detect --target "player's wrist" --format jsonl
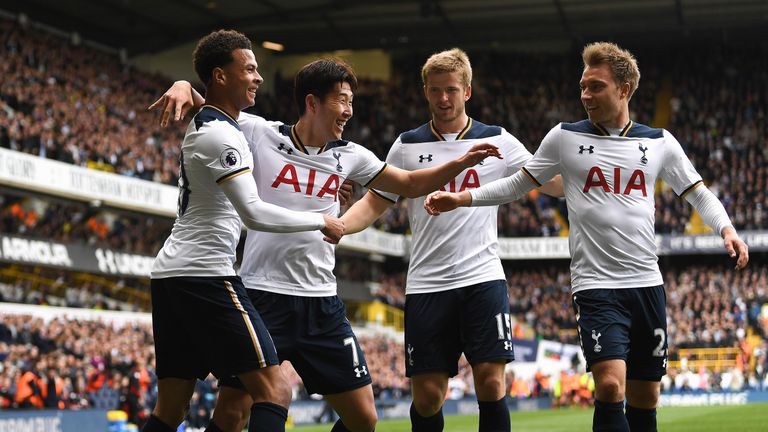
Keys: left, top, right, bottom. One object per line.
{"left": 460, "top": 191, "right": 472, "bottom": 207}
{"left": 453, "top": 152, "right": 471, "bottom": 169}
{"left": 720, "top": 225, "right": 736, "bottom": 239}
{"left": 319, "top": 214, "right": 331, "bottom": 230}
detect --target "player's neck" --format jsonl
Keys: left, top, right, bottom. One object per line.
{"left": 597, "top": 110, "right": 630, "bottom": 129}
{"left": 203, "top": 94, "right": 240, "bottom": 122}
{"left": 293, "top": 119, "right": 325, "bottom": 148}
{"left": 432, "top": 114, "right": 470, "bottom": 134}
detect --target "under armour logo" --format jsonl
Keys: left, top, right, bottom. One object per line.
{"left": 663, "top": 358, "right": 668, "bottom": 369}
{"left": 418, "top": 154, "right": 433, "bottom": 163}
{"left": 332, "top": 150, "right": 343, "bottom": 172}
{"left": 504, "top": 341, "right": 513, "bottom": 351}
{"left": 639, "top": 144, "right": 648, "bottom": 165}
{"left": 579, "top": 145, "right": 594, "bottom": 154}
{"left": 354, "top": 366, "right": 368, "bottom": 378}
{"left": 407, "top": 344, "right": 414, "bottom": 366}
{"left": 277, "top": 143, "right": 293, "bottom": 155}
{"left": 591, "top": 330, "right": 602, "bottom": 353}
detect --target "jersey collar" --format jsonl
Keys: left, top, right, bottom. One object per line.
{"left": 429, "top": 117, "right": 473, "bottom": 141}
{"left": 199, "top": 105, "right": 239, "bottom": 129}
{"left": 289, "top": 124, "right": 310, "bottom": 154}
{"left": 592, "top": 120, "right": 633, "bottom": 137}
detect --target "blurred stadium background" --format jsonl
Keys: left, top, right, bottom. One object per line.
{"left": 0, "top": 1, "right": 767, "bottom": 431}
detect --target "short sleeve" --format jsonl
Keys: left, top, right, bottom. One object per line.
{"left": 193, "top": 124, "right": 252, "bottom": 185}
{"left": 370, "top": 136, "right": 403, "bottom": 203}
{"left": 346, "top": 143, "right": 388, "bottom": 187}
{"left": 520, "top": 124, "right": 562, "bottom": 186}
{"left": 500, "top": 128, "right": 533, "bottom": 176}
{"left": 659, "top": 130, "right": 703, "bottom": 196}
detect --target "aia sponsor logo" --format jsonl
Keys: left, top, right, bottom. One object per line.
{"left": 583, "top": 166, "right": 647, "bottom": 196}
{"left": 271, "top": 164, "right": 340, "bottom": 201}
{"left": 440, "top": 169, "right": 480, "bottom": 193}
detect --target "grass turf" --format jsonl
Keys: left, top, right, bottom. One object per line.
{"left": 291, "top": 402, "right": 768, "bottom": 431}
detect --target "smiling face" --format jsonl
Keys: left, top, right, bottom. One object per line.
{"left": 314, "top": 81, "right": 353, "bottom": 141}
{"left": 221, "top": 48, "right": 263, "bottom": 110}
{"left": 424, "top": 71, "right": 471, "bottom": 132}
{"left": 579, "top": 63, "right": 630, "bottom": 128}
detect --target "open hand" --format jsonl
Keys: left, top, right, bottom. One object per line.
{"left": 461, "top": 143, "right": 502, "bottom": 167}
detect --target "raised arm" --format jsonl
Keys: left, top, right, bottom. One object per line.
{"left": 683, "top": 185, "right": 749, "bottom": 269}
{"left": 220, "top": 173, "right": 345, "bottom": 243}
{"left": 148, "top": 80, "right": 205, "bottom": 127}
{"left": 340, "top": 192, "right": 393, "bottom": 234}
{"left": 369, "top": 143, "right": 501, "bottom": 198}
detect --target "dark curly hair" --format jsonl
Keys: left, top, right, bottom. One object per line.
{"left": 193, "top": 30, "right": 252, "bottom": 85}
{"left": 294, "top": 59, "right": 358, "bottom": 116}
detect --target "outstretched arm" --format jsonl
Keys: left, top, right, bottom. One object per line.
{"left": 424, "top": 169, "right": 537, "bottom": 215}
{"left": 340, "top": 192, "right": 393, "bottom": 234}
{"left": 539, "top": 175, "right": 564, "bottom": 197}
{"left": 684, "top": 185, "right": 749, "bottom": 269}
{"left": 369, "top": 143, "right": 502, "bottom": 198}
{"left": 220, "top": 173, "right": 345, "bottom": 243}
{"left": 148, "top": 81, "right": 204, "bottom": 127}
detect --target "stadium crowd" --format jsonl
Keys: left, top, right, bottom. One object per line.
{"left": 0, "top": 193, "right": 172, "bottom": 256}
{"left": 665, "top": 49, "right": 768, "bottom": 233}
{"left": 0, "top": 314, "right": 155, "bottom": 424}
{"left": 0, "top": 18, "right": 183, "bottom": 185}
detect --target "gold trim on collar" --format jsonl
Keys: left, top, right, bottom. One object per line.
{"left": 456, "top": 118, "right": 473, "bottom": 140}
{"left": 620, "top": 120, "right": 634, "bottom": 137}
{"left": 592, "top": 122, "right": 609, "bottom": 136}
{"left": 429, "top": 121, "right": 446, "bottom": 141}
{"left": 289, "top": 125, "right": 309, "bottom": 154}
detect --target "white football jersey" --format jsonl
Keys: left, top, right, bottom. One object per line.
{"left": 238, "top": 113, "right": 387, "bottom": 296}
{"left": 522, "top": 120, "right": 702, "bottom": 293}
{"left": 152, "top": 106, "right": 252, "bottom": 278}
{"left": 375, "top": 119, "right": 533, "bottom": 294}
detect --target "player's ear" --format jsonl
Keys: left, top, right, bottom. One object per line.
{"left": 621, "top": 82, "right": 631, "bottom": 100}
{"left": 212, "top": 67, "right": 226, "bottom": 86}
{"left": 465, "top": 84, "right": 472, "bottom": 101}
{"left": 306, "top": 94, "right": 317, "bottom": 113}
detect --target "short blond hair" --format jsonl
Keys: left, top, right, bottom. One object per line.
{"left": 582, "top": 42, "right": 640, "bottom": 99}
{"left": 421, "top": 48, "right": 472, "bottom": 87}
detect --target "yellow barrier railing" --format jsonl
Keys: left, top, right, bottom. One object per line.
{"left": 667, "top": 347, "right": 741, "bottom": 372}
{"left": 346, "top": 300, "right": 404, "bottom": 331}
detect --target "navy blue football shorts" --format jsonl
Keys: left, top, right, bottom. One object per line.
{"left": 572, "top": 285, "right": 668, "bottom": 381}
{"left": 404, "top": 280, "right": 514, "bottom": 377}
{"left": 220, "top": 291, "right": 371, "bottom": 395}
{"left": 151, "top": 276, "right": 279, "bottom": 381}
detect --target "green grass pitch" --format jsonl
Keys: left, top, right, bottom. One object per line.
{"left": 292, "top": 402, "right": 768, "bottom": 431}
